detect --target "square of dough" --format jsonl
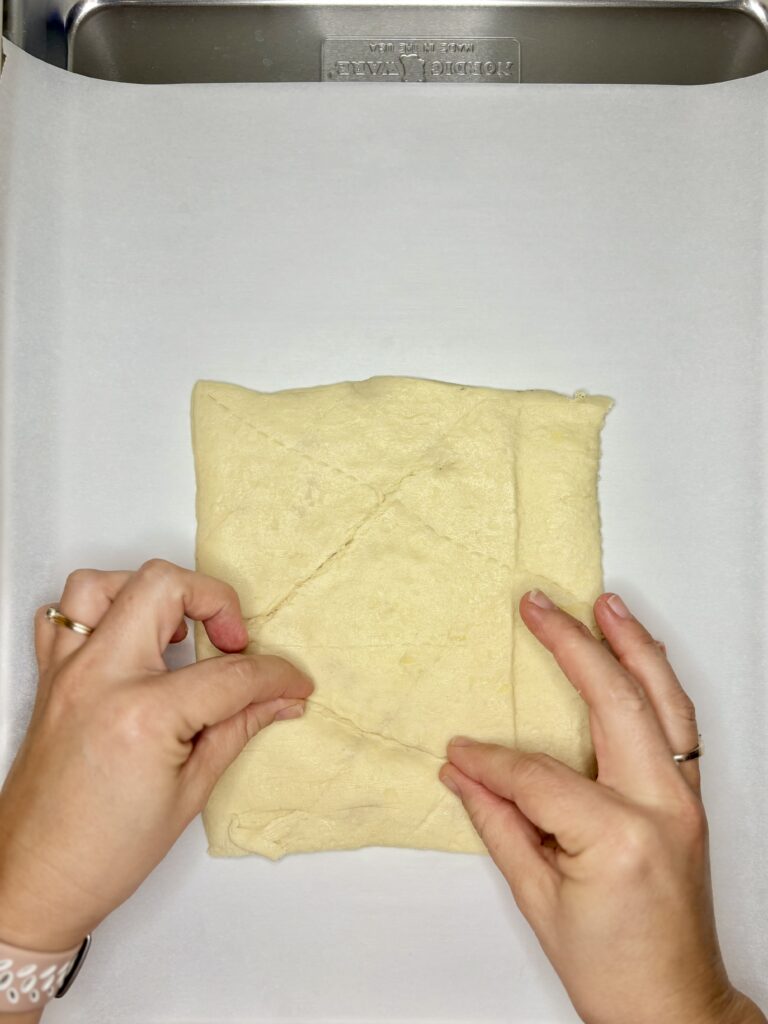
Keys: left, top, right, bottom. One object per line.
{"left": 192, "top": 377, "right": 612, "bottom": 858}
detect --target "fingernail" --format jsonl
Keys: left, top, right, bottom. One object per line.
{"left": 440, "top": 769, "right": 460, "bottom": 795}
{"left": 606, "top": 593, "right": 632, "bottom": 620}
{"left": 528, "top": 589, "right": 555, "bottom": 610}
{"left": 274, "top": 703, "right": 305, "bottom": 721}
{"left": 449, "top": 735, "right": 476, "bottom": 748}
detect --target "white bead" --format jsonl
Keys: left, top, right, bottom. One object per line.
{"left": 0, "top": 961, "right": 12, "bottom": 972}
{"left": 0, "top": 974, "right": 12, "bottom": 992}
{"left": 6, "top": 989, "right": 18, "bottom": 1004}
{"left": 21, "top": 977, "right": 37, "bottom": 994}
{"left": 39, "top": 965, "right": 57, "bottom": 979}
{"left": 29, "top": 990, "right": 40, "bottom": 1003}
{"left": 16, "top": 964, "right": 37, "bottom": 978}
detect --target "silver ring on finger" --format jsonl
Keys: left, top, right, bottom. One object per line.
{"left": 46, "top": 606, "right": 95, "bottom": 637}
{"left": 673, "top": 737, "right": 703, "bottom": 763}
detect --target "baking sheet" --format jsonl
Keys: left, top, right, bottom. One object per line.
{"left": 0, "top": 39, "right": 766, "bottom": 1022}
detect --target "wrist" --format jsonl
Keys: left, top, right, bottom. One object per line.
{"left": 0, "top": 895, "right": 90, "bottom": 1015}
{"left": 0, "top": 827, "right": 91, "bottom": 953}
{"left": 585, "top": 980, "right": 761, "bottom": 1024}
{"left": 0, "top": 874, "right": 87, "bottom": 954}
{"left": 678, "top": 986, "right": 767, "bottom": 1024}
{"left": 0, "top": 904, "right": 86, "bottom": 955}
{"left": 718, "top": 990, "right": 768, "bottom": 1024}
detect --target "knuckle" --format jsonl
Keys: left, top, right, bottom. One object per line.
{"left": 63, "top": 567, "right": 100, "bottom": 595}
{"left": 607, "top": 673, "right": 647, "bottom": 713}
{"left": 112, "top": 691, "right": 168, "bottom": 745}
{"left": 674, "top": 796, "right": 708, "bottom": 844}
{"left": 512, "top": 751, "right": 554, "bottom": 786}
{"left": 612, "top": 815, "right": 658, "bottom": 876}
{"left": 140, "top": 558, "right": 176, "bottom": 584}
{"left": 46, "top": 665, "right": 93, "bottom": 722}
{"left": 221, "top": 654, "right": 256, "bottom": 686}
{"left": 468, "top": 800, "right": 493, "bottom": 839}
{"left": 552, "top": 621, "right": 590, "bottom": 659}
{"left": 619, "top": 635, "right": 661, "bottom": 675}
{"left": 243, "top": 704, "right": 266, "bottom": 741}
{"left": 667, "top": 690, "right": 697, "bottom": 723}
{"left": 49, "top": 662, "right": 85, "bottom": 701}
{"left": 48, "top": 643, "right": 108, "bottom": 702}
{"left": 635, "top": 631, "right": 659, "bottom": 650}
{"left": 34, "top": 605, "right": 51, "bottom": 633}
{"left": 46, "top": 667, "right": 173, "bottom": 749}
{"left": 473, "top": 814, "right": 509, "bottom": 867}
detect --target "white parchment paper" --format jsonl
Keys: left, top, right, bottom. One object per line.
{"left": 0, "top": 40, "right": 766, "bottom": 1022}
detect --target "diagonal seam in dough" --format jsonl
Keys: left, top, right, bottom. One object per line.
{"left": 252, "top": 460, "right": 434, "bottom": 626}
{"left": 247, "top": 595, "right": 502, "bottom": 854}
{"left": 285, "top": 696, "right": 443, "bottom": 855}
{"left": 205, "top": 388, "right": 492, "bottom": 500}
{"left": 393, "top": 500, "right": 513, "bottom": 572}
{"left": 205, "top": 391, "right": 380, "bottom": 495}
{"left": 409, "top": 790, "right": 452, "bottom": 838}
{"left": 198, "top": 503, "right": 250, "bottom": 547}
{"left": 241, "top": 395, "right": 501, "bottom": 627}
{"left": 309, "top": 699, "right": 443, "bottom": 761}
{"left": 244, "top": 507, "right": 512, "bottom": 629}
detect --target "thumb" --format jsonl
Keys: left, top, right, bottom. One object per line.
{"left": 440, "top": 764, "right": 556, "bottom": 915}
{"left": 166, "top": 652, "right": 314, "bottom": 741}
{"left": 446, "top": 739, "right": 605, "bottom": 855}
{"left": 184, "top": 697, "right": 307, "bottom": 810}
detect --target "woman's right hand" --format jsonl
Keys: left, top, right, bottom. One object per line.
{"left": 441, "top": 590, "right": 766, "bottom": 1024}
{"left": 0, "top": 560, "right": 313, "bottom": 964}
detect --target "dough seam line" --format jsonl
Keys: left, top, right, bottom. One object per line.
{"left": 307, "top": 699, "right": 444, "bottom": 761}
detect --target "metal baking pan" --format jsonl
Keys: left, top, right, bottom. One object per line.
{"left": 4, "top": 0, "right": 768, "bottom": 84}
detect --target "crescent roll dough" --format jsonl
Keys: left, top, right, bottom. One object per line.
{"left": 192, "top": 377, "right": 612, "bottom": 858}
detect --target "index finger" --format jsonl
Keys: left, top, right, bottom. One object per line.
{"left": 91, "top": 560, "right": 247, "bottom": 669}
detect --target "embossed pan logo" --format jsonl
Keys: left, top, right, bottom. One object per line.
{"left": 323, "top": 39, "right": 521, "bottom": 83}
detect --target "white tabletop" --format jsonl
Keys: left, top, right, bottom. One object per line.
{"left": 0, "top": 42, "right": 765, "bottom": 1022}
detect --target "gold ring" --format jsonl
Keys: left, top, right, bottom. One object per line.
{"left": 46, "top": 606, "right": 95, "bottom": 637}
